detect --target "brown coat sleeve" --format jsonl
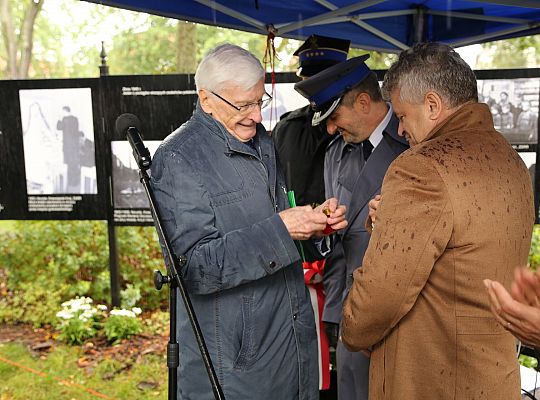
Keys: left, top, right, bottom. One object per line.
{"left": 341, "top": 152, "right": 453, "bottom": 350}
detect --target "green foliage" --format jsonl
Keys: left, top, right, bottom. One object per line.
{"left": 58, "top": 316, "right": 98, "bottom": 345}
{"left": 350, "top": 47, "right": 398, "bottom": 70}
{"left": 55, "top": 297, "right": 105, "bottom": 345}
{"left": 116, "top": 226, "right": 165, "bottom": 310}
{"left": 120, "top": 283, "right": 142, "bottom": 308}
{"left": 142, "top": 310, "right": 169, "bottom": 336}
{"left": 109, "top": 16, "right": 180, "bottom": 75}
{"left": 30, "top": 3, "right": 69, "bottom": 78}
{"left": 0, "top": 220, "right": 109, "bottom": 298}
{"left": 519, "top": 354, "right": 538, "bottom": 369}
{"left": 479, "top": 36, "right": 540, "bottom": 69}
{"left": 104, "top": 310, "right": 143, "bottom": 344}
{"left": 0, "top": 221, "right": 167, "bottom": 327}
{"left": 0, "top": 284, "right": 63, "bottom": 327}
{"left": 529, "top": 225, "right": 540, "bottom": 272}
{"left": 0, "top": 221, "right": 110, "bottom": 326}
{"left": 55, "top": 296, "right": 144, "bottom": 345}
{"left": 6, "top": 0, "right": 540, "bottom": 79}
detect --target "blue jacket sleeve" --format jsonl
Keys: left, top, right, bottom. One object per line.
{"left": 151, "top": 149, "right": 301, "bottom": 295}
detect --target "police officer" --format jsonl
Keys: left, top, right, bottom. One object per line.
{"left": 272, "top": 34, "right": 350, "bottom": 215}
{"left": 295, "top": 56, "right": 409, "bottom": 400}
{"left": 272, "top": 34, "right": 350, "bottom": 395}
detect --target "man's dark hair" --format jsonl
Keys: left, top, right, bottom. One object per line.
{"left": 342, "top": 72, "right": 383, "bottom": 106}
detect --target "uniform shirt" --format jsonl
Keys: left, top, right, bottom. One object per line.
{"left": 328, "top": 104, "right": 391, "bottom": 208}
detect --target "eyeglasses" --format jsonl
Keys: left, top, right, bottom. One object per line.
{"left": 211, "top": 90, "right": 272, "bottom": 114}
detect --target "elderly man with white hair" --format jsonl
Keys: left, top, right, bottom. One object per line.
{"left": 151, "top": 43, "right": 347, "bottom": 400}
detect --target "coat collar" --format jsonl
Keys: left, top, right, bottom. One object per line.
{"left": 422, "top": 102, "right": 493, "bottom": 144}
{"left": 193, "top": 100, "right": 264, "bottom": 158}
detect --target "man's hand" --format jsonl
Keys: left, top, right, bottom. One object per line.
{"left": 314, "top": 198, "right": 347, "bottom": 234}
{"left": 368, "top": 194, "right": 382, "bottom": 226}
{"left": 484, "top": 267, "right": 540, "bottom": 348}
{"left": 280, "top": 198, "right": 347, "bottom": 240}
{"left": 279, "top": 206, "right": 328, "bottom": 240}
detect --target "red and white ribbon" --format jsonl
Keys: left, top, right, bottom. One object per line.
{"left": 303, "top": 259, "right": 330, "bottom": 390}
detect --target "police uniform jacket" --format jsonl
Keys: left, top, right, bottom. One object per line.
{"left": 322, "top": 114, "right": 408, "bottom": 323}
{"left": 273, "top": 105, "right": 333, "bottom": 207}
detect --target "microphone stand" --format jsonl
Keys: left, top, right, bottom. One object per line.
{"left": 126, "top": 129, "right": 225, "bottom": 400}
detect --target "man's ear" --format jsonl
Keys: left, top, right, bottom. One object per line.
{"left": 199, "top": 89, "right": 213, "bottom": 114}
{"left": 425, "top": 91, "right": 443, "bottom": 120}
{"left": 353, "top": 92, "right": 371, "bottom": 114}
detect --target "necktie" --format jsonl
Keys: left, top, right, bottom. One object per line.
{"left": 362, "top": 140, "right": 373, "bottom": 161}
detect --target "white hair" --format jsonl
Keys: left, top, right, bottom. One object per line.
{"left": 195, "top": 43, "right": 265, "bottom": 92}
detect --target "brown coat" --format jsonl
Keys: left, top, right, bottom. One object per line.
{"left": 341, "top": 103, "right": 534, "bottom": 400}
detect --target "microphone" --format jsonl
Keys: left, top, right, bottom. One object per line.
{"left": 115, "top": 113, "right": 151, "bottom": 169}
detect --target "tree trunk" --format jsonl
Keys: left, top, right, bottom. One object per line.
{"left": 0, "top": 0, "right": 17, "bottom": 78}
{"left": 0, "top": 0, "right": 43, "bottom": 79}
{"left": 176, "top": 21, "right": 197, "bottom": 74}
{"left": 19, "top": 0, "right": 43, "bottom": 78}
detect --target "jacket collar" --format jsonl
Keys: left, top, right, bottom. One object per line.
{"left": 422, "top": 102, "right": 493, "bottom": 143}
{"left": 193, "top": 100, "right": 263, "bottom": 158}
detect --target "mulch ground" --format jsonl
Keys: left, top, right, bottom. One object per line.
{"left": 0, "top": 324, "right": 167, "bottom": 379}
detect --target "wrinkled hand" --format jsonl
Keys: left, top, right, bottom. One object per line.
{"left": 484, "top": 267, "right": 540, "bottom": 348}
{"left": 314, "top": 197, "right": 347, "bottom": 235}
{"left": 279, "top": 206, "right": 328, "bottom": 240}
{"left": 368, "top": 194, "right": 382, "bottom": 226}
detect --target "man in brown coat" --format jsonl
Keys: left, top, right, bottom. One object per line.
{"left": 341, "top": 42, "right": 534, "bottom": 399}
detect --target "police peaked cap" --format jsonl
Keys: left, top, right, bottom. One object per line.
{"left": 294, "top": 54, "right": 371, "bottom": 125}
{"left": 294, "top": 34, "right": 350, "bottom": 78}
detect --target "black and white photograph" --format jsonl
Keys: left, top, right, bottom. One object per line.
{"left": 111, "top": 140, "right": 161, "bottom": 209}
{"left": 19, "top": 88, "right": 97, "bottom": 195}
{"left": 478, "top": 78, "right": 540, "bottom": 146}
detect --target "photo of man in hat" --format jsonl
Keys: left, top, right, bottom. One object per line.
{"left": 295, "top": 55, "right": 408, "bottom": 400}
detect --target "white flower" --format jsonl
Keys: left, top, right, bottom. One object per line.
{"left": 81, "top": 309, "right": 96, "bottom": 319}
{"left": 110, "top": 309, "right": 136, "bottom": 318}
{"left": 97, "top": 304, "right": 107, "bottom": 311}
{"left": 58, "top": 297, "right": 98, "bottom": 320}
{"left": 56, "top": 310, "right": 74, "bottom": 320}
{"left": 132, "top": 307, "right": 142, "bottom": 315}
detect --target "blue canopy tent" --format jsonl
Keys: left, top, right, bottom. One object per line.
{"left": 85, "top": 0, "right": 540, "bottom": 52}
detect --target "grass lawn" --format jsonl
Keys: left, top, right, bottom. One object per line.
{"left": 0, "top": 221, "right": 17, "bottom": 234}
{"left": 0, "top": 341, "right": 167, "bottom": 399}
